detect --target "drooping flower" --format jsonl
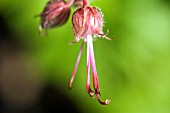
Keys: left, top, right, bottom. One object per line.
{"left": 68, "top": 6, "right": 111, "bottom": 105}
{"left": 38, "top": 0, "right": 111, "bottom": 105}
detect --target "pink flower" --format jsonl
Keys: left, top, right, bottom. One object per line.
{"left": 38, "top": 0, "right": 111, "bottom": 105}
{"left": 68, "top": 6, "right": 111, "bottom": 105}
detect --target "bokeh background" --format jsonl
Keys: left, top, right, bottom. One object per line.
{"left": 0, "top": 0, "right": 170, "bottom": 113}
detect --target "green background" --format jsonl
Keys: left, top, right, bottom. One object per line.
{"left": 0, "top": 0, "right": 170, "bottom": 113}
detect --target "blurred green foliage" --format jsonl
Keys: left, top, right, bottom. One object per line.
{"left": 0, "top": 0, "right": 170, "bottom": 113}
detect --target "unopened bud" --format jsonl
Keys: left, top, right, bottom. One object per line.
{"left": 39, "top": 0, "right": 70, "bottom": 34}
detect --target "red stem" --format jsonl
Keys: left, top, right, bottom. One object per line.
{"left": 83, "top": 0, "right": 89, "bottom": 7}
{"left": 65, "top": 0, "right": 75, "bottom": 8}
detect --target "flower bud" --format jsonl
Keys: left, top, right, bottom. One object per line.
{"left": 40, "top": 0, "right": 70, "bottom": 30}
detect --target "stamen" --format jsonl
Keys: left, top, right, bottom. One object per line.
{"left": 96, "top": 94, "right": 111, "bottom": 105}
{"left": 87, "top": 34, "right": 110, "bottom": 105}
{"left": 87, "top": 34, "right": 99, "bottom": 90}
{"left": 69, "top": 40, "right": 84, "bottom": 89}
{"left": 86, "top": 35, "right": 95, "bottom": 97}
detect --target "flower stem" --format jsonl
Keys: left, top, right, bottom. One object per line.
{"left": 83, "top": 0, "right": 89, "bottom": 7}
{"left": 65, "top": 0, "right": 75, "bottom": 8}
